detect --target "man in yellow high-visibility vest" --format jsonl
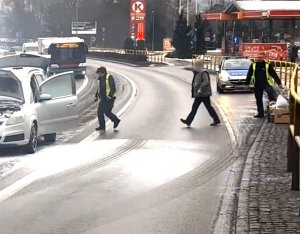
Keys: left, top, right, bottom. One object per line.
{"left": 246, "top": 52, "right": 283, "bottom": 118}
{"left": 94, "top": 66, "right": 120, "bottom": 131}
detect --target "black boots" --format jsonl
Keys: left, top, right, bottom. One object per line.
{"left": 210, "top": 120, "right": 221, "bottom": 126}
{"left": 114, "top": 119, "right": 121, "bottom": 129}
{"left": 180, "top": 118, "right": 191, "bottom": 127}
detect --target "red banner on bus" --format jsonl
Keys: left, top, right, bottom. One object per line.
{"left": 242, "top": 43, "right": 288, "bottom": 60}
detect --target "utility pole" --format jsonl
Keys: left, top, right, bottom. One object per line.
{"left": 179, "top": 0, "right": 182, "bottom": 14}
{"left": 75, "top": 0, "right": 79, "bottom": 36}
{"left": 187, "top": 0, "right": 190, "bottom": 26}
{"left": 152, "top": 10, "right": 155, "bottom": 51}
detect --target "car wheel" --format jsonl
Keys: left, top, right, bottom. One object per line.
{"left": 44, "top": 133, "right": 56, "bottom": 143}
{"left": 24, "top": 124, "right": 38, "bottom": 154}
{"left": 217, "top": 83, "right": 223, "bottom": 93}
{"left": 75, "top": 74, "right": 85, "bottom": 79}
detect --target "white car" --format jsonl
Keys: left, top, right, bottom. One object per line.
{"left": 0, "top": 54, "right": 79, "bottom": 153}
{"left": 216, "top": 57, "right": 254, "bottom": 93}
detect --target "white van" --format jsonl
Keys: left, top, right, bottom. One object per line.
{"left": 22, "top": 42, "right": 39, "bottom": 55}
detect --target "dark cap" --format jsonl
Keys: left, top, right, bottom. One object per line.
{"left": 96, "top": 66, "right": 106, "bottom": 74}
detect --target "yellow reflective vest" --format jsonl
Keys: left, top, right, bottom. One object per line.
{"left": 251, "top": 62, "right": 276, "bottom": 87}
{"left": 96, "top": 74, "right": 116, "bottom": 98}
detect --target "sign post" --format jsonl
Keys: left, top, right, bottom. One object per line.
{"left": 129, "top": 0, "right": 146, "bottom": 42}
{"left": 71, "top": 21, "right": 97, "bottom": 35}
{"left": 90, "top": 36, "right": 96, "bottom": 48}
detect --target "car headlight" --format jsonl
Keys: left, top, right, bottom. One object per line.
{"left": 50, "top": 64, "right": 59, "bottom": 68}
{"left": 220, "top": 75, "right": 229, "bottom": 81}
{"left": 6, "top": 111, "right": 26, "bottom": 126}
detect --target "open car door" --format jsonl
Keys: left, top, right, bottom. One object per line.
{"left": 36, "top": 71, "right": 79, "bottom": 135}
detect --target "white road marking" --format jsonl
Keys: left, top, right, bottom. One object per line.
{"left": 0, "top": 140, "right": 128, "bottom": 203}
{"left": 77, "top": 75, "right": 89, "bottom": 95}
{"left": 0, "top": 139, "right": 213, "bottom": 204}
{"left": 0, "top": 172, "right": 37, "bottom": 203}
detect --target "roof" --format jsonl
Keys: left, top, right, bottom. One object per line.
{"left": 50, "top": 37, "right": 84, "bottom": 44}
{"left": 0, "top": 54, "right": 50, "bottom": 70}
{"left": 225, "top": 1, "right": 300, "bottom": 13}
{"left": 23, "top": 42, "right": 38, "bottom": 47}
{"left": 204, "top": 1, "right": 300, "bottom": 21}
{"left": 1, "top": 67, "right": 43, "bottom": 80}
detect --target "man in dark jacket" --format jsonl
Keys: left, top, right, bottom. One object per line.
{"left": 290, "top": 44, "right": 299, "bottom": 63}
{"left": 94, "top": 66, "right": 120, "bottom": 131}
{"left": 245, "top": 53, "right": 283, "bottom": 118}
{"left": 180, "top": 60, "right": 221, "bottom": 127}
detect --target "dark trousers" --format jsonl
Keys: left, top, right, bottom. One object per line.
{"left": 254, "top": 85, "right": 276, "bottom": 115}
{"left": 186, "top": 96, "right": 220, "bottom": 125}
{"left": 97, "top": 98, "right": 119, "bottom": 130}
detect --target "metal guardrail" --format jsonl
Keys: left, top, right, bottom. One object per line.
{"left": 193, "top": 54, "right": 300, "bottom": 190}
{"left": 89, "top": 47, "right": 165, "bottom": 63}
{"left": 287, "top": 64, "right": 300, "bottom": 190}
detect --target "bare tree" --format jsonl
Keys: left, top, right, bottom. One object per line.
{"left": 1, "top": 0, "right": 189, "bottom": 48}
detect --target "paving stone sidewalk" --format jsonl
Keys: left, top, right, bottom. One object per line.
{"left": 235, "top": 120, "right": 300, "bottom": 233}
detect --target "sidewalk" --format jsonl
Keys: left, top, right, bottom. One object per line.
{"left": 235, "top": 119, "right": 300, "bottom": 233}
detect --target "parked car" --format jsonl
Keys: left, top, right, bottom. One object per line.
{"left": 216, "top": 56, "right": 253, "bottom": 93}
{"left": 0, "top": 54, "right": 79, "bottom": 153}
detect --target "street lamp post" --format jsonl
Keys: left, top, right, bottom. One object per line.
{"left": 75, "top": 0, "right": 79, "bottom": 36}
{"left": 179, "top": 0, "right": 182, "bottom": 14}
{"left": 152, "top": 10, "right": 155, "bottom": 51}
{"left": 187, "top": 0, "right": 189, "bottom": 26}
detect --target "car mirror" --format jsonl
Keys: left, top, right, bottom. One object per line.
{"left": 39, "top": 93, "right": 52, "bottom": 101}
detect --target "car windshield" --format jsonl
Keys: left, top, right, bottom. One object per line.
{"left": 0, "top": 72, "right": 24, "bottom": 102}
{"left": 223, "top": 59, "right": 252, "bottom": 70}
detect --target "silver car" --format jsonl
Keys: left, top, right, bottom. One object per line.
{"left": 216, "top": 57, "right": 254, "bottom": 93}
{"left": 0, "top": 55, "right": 79, "bottom": 153}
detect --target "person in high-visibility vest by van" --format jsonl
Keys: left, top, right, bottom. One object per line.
{"left": 246, "top": 52, "right": 283, "bottom": 118}
{"left": 94, "top": 66, "right": 120, "bottom": 131}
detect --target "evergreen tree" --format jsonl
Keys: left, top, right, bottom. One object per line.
{"left": 193, "top": 14, "right": 207, "bottom": 54}
{"left": 172, "top": 13, "right": 192, "bottom": 59}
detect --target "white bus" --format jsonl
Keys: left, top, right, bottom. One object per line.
{"left": 46, "top": 37, "right": 88, "bottom": 79}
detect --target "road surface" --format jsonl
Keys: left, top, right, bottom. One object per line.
{"left": 0, "top": 59, "right": 257, "bottom": 234}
